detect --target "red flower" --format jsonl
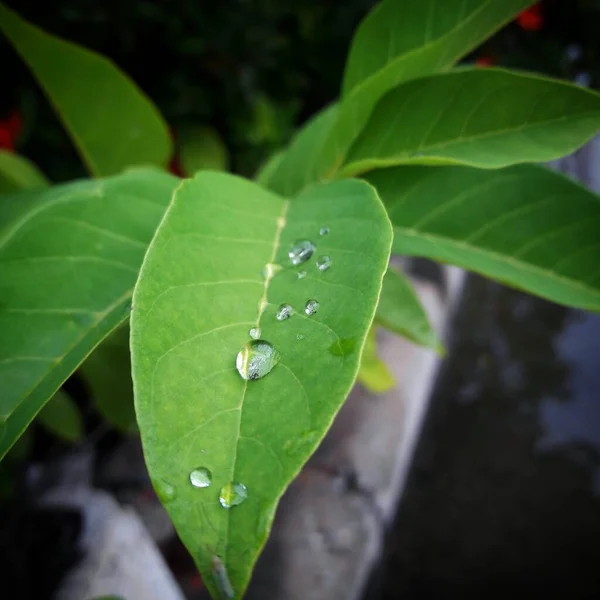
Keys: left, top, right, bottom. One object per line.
{"left": 475, "top": 55, "right": 494, "bottom": 67}
{"left": 517, "top": 4, "right": 543, "bottom": 31}
{"left": 0, "top": 110, "right": 22, "bottom": 151}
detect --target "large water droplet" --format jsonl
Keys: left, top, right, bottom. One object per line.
{"left": 297, "top": 270, "right": 307, "bottom": 280}
{"left": 212, "top": 556, "right": 234, "bottom": 599}
{"left": 236, "top": 339, "right": 281, "bottom": 380}
{"left": 319, "top": 227, "right": 330, "bottom": 236}
{"left": 288, "top": 240, "right": 316, "bottom": 266}
{"left": 154, "top": 478, "right": 177, "bottom": 502}
{"left": 316, "top": 255, "right": 332, "bottom": 271}
{"left": 305, "top": 299, "right": 320, "bottom": 316}
{"left": 189, "top": 467, "right": 212, "bottom": 488}
{"left": 249, "top": 327, "right": 261, "bottom": 339}
{"left": 276, "top": 303, "right": 294, "bottom": 321}
{"left": 219, "top": 482, "right": 248, "bottom": 508}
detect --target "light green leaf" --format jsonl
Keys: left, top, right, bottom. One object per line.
{"left": 179, "top": 125, "right": 229, "bottom": 176}
{"left": 367, "top": 164, "right": 600, "bottom": 312}
{"left": 131, "top": 172, "right": 392, "bottom": 599}
{"left": 342, "top": 69, "right": 600, "bottom": 176}
{"left": 0, "top": 169, "right": 179, "bottom": 459}
{"left": 0, "top": 3, "right": 172, "bottom": 176}
{"left": 318, "top": 0, "right": 534, "bottom": 179}
{"left": 357, "top": 326, "right": 395, "bottom": 393}
{"left": 38, "top": 389, "right": 83, "bottom": 442}
{"left": 79, "top": 325, "right": 136, "bottom": 433}
{"left": 254, "top": 150, "right": 285, "bottom": 186}
{"left": 0, "top": 150, "right": 49, "bottom": 194}
{"left": 377, "top": 266, "right": 442, "bottom": 352}
{"left": 265, "top": 103, "right": 338, "bottom": 196}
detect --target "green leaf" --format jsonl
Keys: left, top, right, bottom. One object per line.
{"left": 341, "top": 68, "right": 600, "bottom": 176}
{"left": 357, "top": 326, "right": 395, "bottom": 393}
{"left": 178, "top": 125, "right": 229, "bottom": 176}
{"left": 0, "top": 3, "right": 172, "bottom": 177}
{"left": 318, "top": 0, "right": 534, "bottom": 179}
{"left": 367, "top": 164, "right": 600, "bottom": 312}
{"left": 0, "top": 150, "right": 49, "bottom": 194}
{"left": 265, "top": 103, "right": 338, "bottom": 196}
{"left": 131, "top": 172, "right": 392, "bottom": 599}
{"left": 254, "top": 150, "right": 285, "bottom": 186}
{"left": 79, "top": 325, "right": 136, "bottom": 433}
{"left": 0, "top": 169, "right": 179, "bottom": 459}
{"left": 38, "top": 389, "right": 83, "bottom": 442}
{"left": 377, "top": 266, "right": 442, "bottom": 352}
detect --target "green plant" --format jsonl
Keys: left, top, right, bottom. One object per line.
{"left": 1, "top": 1, "right": 600, "bottom": 598}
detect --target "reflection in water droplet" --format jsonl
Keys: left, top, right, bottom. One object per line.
{"left": 276, "top": 304, "right": 294, "bottom": 321}
{"left": 261, "top": 263, "right": 282, "bottom": 280}
{"left": 319, "top": 227, "right": 329, "bottom": 236}
{"left": 249, "top": 327, "right": 261, "bottom": 339}
{"left": 154, "top": 478, "right": 177, "bottom": 502}
{"left": 297, "top": 270, "right": 307, "bottom": 280}
{"left": 189, "top": 467, "right": 212, "bottom": 488}
{"left": 236, "top": 340, "right": 281, "bottom": 380}
{"left": 316, "top": 255, "right": 332, "bottom": 271}
{"left": 297, "top": 333, "right": 304, "bottom": 340}
{"left": 289, "top": 240, "right": 316, "bottom": 266}
{"left": 305, "top": 299, "right": 320, "bottom": 316}
{"left": 329, "top": 337, "right": 356, "bottom": 357}
{"left": 219, "top": 482, "right": 248, "bottom": 508}
{"left": 212, "top": 556, "right": 234, "bottom": 599}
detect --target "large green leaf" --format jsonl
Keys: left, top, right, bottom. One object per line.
{"left": 0, "top": 4, "right": 172, "bottom": 176}
{"left": 367, "top": 164, "right": 600, "bottom": 312}
{"left": 0, "top": 169, "right": 179, "bottom": 459}
{"left": 341, "top": 69, "right": 600, "bottom": 176}
{"left": 131, "top": 172, "right": 392, "bottom": 599}
{"left": 0, "top": 150, "right": 49, "bottom": 194}
{"left": 317, "top": 0, "right": 533, "bottom": 179}
{"left": 377, "top": 266, "right": 442, "bottom": 352}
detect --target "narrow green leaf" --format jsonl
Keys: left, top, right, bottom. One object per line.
{"left": 341, "top": 69, "right": 600, "bottom": 176}
{"left": 79, "top": 325, "right": 136, "bottom": 433}
{"left": 131, "top": 172, "right": 392, "bottom": 598}
{"left": 254, "top": 150, "right": 285, "bottom": 186}
{"left": 0, "top": 150, "right": 49, "bottom": 194}
{"left": 0, "top": 169, "right": 179, "bottom": 459}
{"left": 38, "top": 389, "right": 83, "bottom": 442}
{"left": 179, "top": 125, "right": 229, "bottom": 176}
{"left": 377, "top": 267, "right": 442, "bottom": 352}
{"left": 0, "top": 3, "right": 172, "bottom": 176}
{"left": 357, "top": 326, "right": 395, "bottom": 393}
{"left": 318, "top": 0, "right": 534, "bottom": 178}
{"left": 367, "top": 164, "right": 600, "bottom": 312}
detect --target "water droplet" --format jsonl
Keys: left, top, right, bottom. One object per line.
{"left": 154, "top": 478, "right": 177, "bottom": 502}
{"left": 316, "top": 255, "right": 332, "bottom": 272}
{"left": 249, "top": 327, "right": 261, "bottom": 339}
{"left": 219, "top": 482, "right": 248, "bottom": 508}
{"left": 189, "top": 467, "right": 212, "bottom": 488}
{"left": 288, "top": 240, "right": 316, "bottom": 266}
{"left": 276, "top": 303, "right": 294, "bottom": 321}
{"left": 304, "top": 299, "right": 320, "bottom": 316}
{"left": 297, "top": 270, "right": 307, "bottom": 280}
{"left": 212, "top": 556, "right": 235, "bottom": 599}
{"left": 236, "top": 339, "right": 281, "bottom": 380}
{"left": 329, "top": 337, "right": 356, "bottom": 357}
{"left": 296, "top": 333, "right": 304, "bottom": 340}
{"left": 261, "top": 263, "right": 282, "bottom": 279}
{"left": 319, "top": 227, "right": 329, "bottom": 236}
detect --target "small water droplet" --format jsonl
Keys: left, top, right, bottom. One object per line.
{"left": 261, "top": 263, "right": 282, "bottom": 279}
{"left": 249, "top": 327, "right": 261, "bottom": 339}
{"left": 276, "top": 303, "right": 294, "bottom": 321}
{"left": 212, "top": 556, "right": 235, "bottom": 599}
{"left": 288, "top": 240, "right": 316, "bottom": 266}
{"left": 316, "top": 255, "right": 332, "bottom": 272}
{"left": 154, "top": 478, "right": 177, "bottom": 502}
{"left": 219, "top": 482, "right": 248, "bottom": 508}
{"left": 236, "top": 339, "right": 281, "bottom": 380}
{"left": 189, "top": 467, "right": 212, "bottom": 488}
{"left": 297, "top": 270, "right": 307, "bottom": 280}
{"left": 319, "top": 227, "right": 329, "bottom": 236}
{"left": 329, "top": 337, "right": 356, "bottom": 357}
{"left": 304, "top": 299, "right": 320, "bottom": 316}
{"left": 296, "top": 333, "right": 304, "bottom": 340}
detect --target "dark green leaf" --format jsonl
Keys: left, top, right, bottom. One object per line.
{"left": 0, "top": 150, "right": 49, "bottom": 194}
{"left": 131, "top": 172, "right": 392, "bottom": 598}
{"left": 38, "top": 389, "right": 83, "bottom": 442}
{"left": 179, "top": 125, "right": 229, "bottom": 176}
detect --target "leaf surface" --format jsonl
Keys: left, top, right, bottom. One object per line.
{"left": 179, "top": 126, "right": 229, "bottom": 176}
{"left": 38, "top": 389, "right": 83, "bottom": 442}
{"left": 357, "top": 326, "right": 395, "bottom": 393}
{"left": 0, "top": 150, "right": 49, "bottom": 194}
{"left": 0, "top": 169, "right": 179, "bottom": 458}
{"left": 342, "top": 69, "right": 600, "bottom": 176}
{"left": 0, "top": 3, "right": 172, "bottom": 176}
{"left": 367, "top": 164, "right": 600, "bottom": 311}
{"left": 131, "top": 172, "right": 392, "bottom": 598}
